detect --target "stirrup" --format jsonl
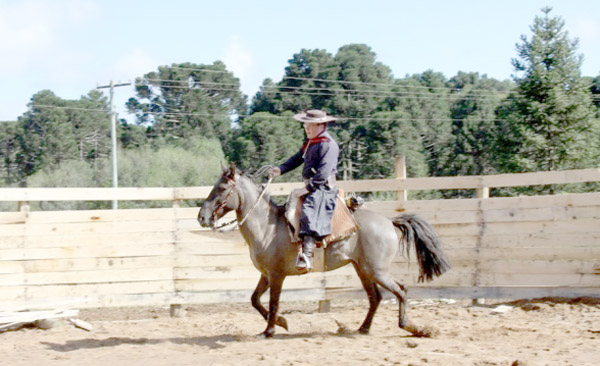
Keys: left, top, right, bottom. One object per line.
{"left": 295, "top": 253, "right": 312, "bottom": 274}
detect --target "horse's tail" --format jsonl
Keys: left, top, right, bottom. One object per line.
{"left": 392, "top": 214, "right": 451, "bottom": 283}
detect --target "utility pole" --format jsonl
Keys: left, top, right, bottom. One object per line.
{"left": 97, "top": 80, "right": 131, "bottom": 209}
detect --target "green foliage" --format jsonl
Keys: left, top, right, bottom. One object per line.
{"left": 14, "top": 90, "right": 111, "bottom": 185}
{"left": 127, "top": 61, "right": 247, "bottom": 145}
{"left": 0, "top": 121, "right": 19, "bottom": 185}
{"left": 445, "top": 72, "right": 513, "bottom": 176}
{"left": 23, "top": 136, "right": 225, "bottom": 209}
{"left": 26, "top": 159, "right": 108, "bottom": 210}
{"left": 227, "top": 112, "right": 304, "bottom": 179}
{"left": 495, "top": 7, "right": 600, "bottom": 174}
{"left": 6, "top": 15, "right": 600, "bottom": 206}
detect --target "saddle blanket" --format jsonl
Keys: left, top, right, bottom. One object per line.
{"left": 290, "top": 189, "right": 358, "bottom": 247}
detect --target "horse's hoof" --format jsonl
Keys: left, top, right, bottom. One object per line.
{"left": 358, "top": 327, "right": 370, "bottom": 335}
{"left": 402, "top": 323, "right": 436, "bottom": 338}
{"left": 259, "top": 329, "right": 275, "bottom": 338}
{"left": 276, "top": 316, "right": 289, "bottom": 331}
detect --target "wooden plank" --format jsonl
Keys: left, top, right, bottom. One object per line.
{"left": 484, "top": 219, "right": 600, "bottom": 235}
{"left": 0, "top": 169, "right": 597, "bottom": 203}
{"left": 480, "top": 233, "right": 600, "bottom": 248}
{"left": 0, "top": 262, "right": 23, "bottom": 274}
{"left": 440, "top": 247, "right": 600, "bottom": 261}
{"left": 174, "top": 253, "right": 253, "bottom": 268}
{"left": 174, "top": 266, "right": 261, "bottom": 281}
{"left": 22, "top": 220, "right": 175, "bottom": 236}
{"left": 6, "top": 280, "right": 175, "bottom": 299}
{"left": 175, "top": 288, "right": 325, "bottom": 304}
{"left": 0, "top": 256, "right": 174, "bottom": 273}
{"left": 175, "top": 278, "right": 325, "bottom": 293}
{"left": 0, "top": 187, "right": 177, "bottom": 202}
{"left": 26, "top": 208, "right": 175, "bottom": 224}
{"left": 20, "top": 231, "right": 175, "bottom": 249}
{"left": 478, "top": 273, "right": 600, "bottom": 287}
{"left": 479, "top": 259, "right": 600, "bottom": 275}
{"left": 0, "top": 243, "right": 174, "bottom": 261}
{"left": 177, "top": 241, "right": 248, "bottom": 256}
{"left": 325, "top": 286, "right": 600, "bottom": 301}
{"left": 0, "top": 267, "right": 173, "bottom": 286}
{"left": 0, "top": 236, "right": 23, "bottom": 249}
{"left": 0, "top": 212, "right": 26, "bottom": 224}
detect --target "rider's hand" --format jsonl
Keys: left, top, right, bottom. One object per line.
{"left": 269, "top": 167, "right": 281, "bottom": 178}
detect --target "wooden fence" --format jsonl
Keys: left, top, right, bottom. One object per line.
{"left": 1, "top": 160, "right": 599, "bottom": 311}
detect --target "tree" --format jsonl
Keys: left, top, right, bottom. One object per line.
{"left": 0, "top": 121, "right": 19, "bottom": 185}
{"left": 16, "top": 90, "right": 78, "bottom": 182}
{"left": 445, "top": 72, "right": 513, "bottom": 176}
{"left": 66, "top": 90, "right": 111, "bottom": 170}
{"left": 495, "top": 7, "right": 600, "bottom": 173}
{"left": 127, "top": 61, "right": 247, "bottom": 145}
{"left": 228, "top": 112, "right": 304, "bottom": 177}
{"left": 591, "top": 74, "right": 600, "bottom": 112}
{"left": 363, "top": 110, "right": 428, "bottom": 179}
{"left": 251, "top": 49, "right": 338, "bottom": 114}
{"left": 387, "top": 71, "right": 454, "bottom": 177}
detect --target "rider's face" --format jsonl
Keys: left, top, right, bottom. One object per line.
{"left": 304, "top": 123, "right": 325, "bottom": 139}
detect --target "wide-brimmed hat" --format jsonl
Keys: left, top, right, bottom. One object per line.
{"left": 293, "top": 109, "right": 337, "bottom": 123}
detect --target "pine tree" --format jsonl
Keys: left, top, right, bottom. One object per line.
{"left": 495, "top": 7, "right": 599, "bottom": 172}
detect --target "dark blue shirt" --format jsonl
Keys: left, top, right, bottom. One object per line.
{"left": 279, "top": 130, "right": 339, "bottom": 187}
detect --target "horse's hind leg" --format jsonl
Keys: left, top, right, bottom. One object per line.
{"left": 352, "top": 263, "right": 382, "bottom": 334}
{"left": 372, "top": 272, "right": 409, "bottom": 329}
{"left": 251, "top": 275, "right": 288, "bottom": 332}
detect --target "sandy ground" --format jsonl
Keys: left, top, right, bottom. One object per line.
{"left": 2, "top": 297, "right": 599, "bottom": 366}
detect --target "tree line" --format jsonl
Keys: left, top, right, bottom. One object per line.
{"left": 1, "top": 8, "right": 599, "bottom": 205}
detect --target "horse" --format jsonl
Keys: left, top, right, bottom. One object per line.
{"left": 198, "top": 164, "right": 450, "bottom": 338}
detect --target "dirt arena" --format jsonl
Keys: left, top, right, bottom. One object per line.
{"left": 2, "top": 297, "right": 599, "bottom": 366}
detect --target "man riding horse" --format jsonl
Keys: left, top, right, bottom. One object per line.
{"left": 269, "top": 109, "right": 339, "bottom": 273}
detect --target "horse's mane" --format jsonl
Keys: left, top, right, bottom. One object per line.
{"left": 237, "top": 169, "right": 286, "bottom": 215}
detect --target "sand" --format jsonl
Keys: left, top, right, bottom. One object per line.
{"left": 2, "top": 297, "right": 599, "bottom": 366}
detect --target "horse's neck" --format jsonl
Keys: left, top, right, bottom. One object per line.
{"left": 236, "top": 177, "right": 278, "bottom": 249}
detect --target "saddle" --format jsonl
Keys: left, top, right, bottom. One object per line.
{"left": 289, "top": 189, "right": 359, "bottom": 248}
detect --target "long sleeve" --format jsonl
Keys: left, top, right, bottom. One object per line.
{"left": 279, "top": 147, "right": 304, "bottom": 175}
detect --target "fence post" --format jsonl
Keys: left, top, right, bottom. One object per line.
{"left": 170, "top": 195, "right": 184, "bottom": 317}
{"left": 473, "top": 182, "right": 489, "bottom": 305}
{"left": 18, "top": 201, "right": 30, "bottom": 214}
{"left": 394, "top": 156, "right": 407, "bottom": 201}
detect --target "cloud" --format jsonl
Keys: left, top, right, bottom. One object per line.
{"left": 222, "top": 36, "right": 260, "bottom": 97}
{"left": 109, "top": 48, "right": 160, "bottom": 82}
{"left": 0, "top": 0, "right": 98, "bottom": 76}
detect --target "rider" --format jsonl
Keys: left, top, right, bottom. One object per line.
{"left": 270, "top": 109, "right": 340, "bottom": 273}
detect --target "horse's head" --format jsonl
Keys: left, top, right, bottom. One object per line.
{"left": 198, "top": 163, "right": 241, "bottom": 229}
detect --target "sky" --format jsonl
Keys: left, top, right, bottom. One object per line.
{"left": 1, "top": 0, "right": 599, "bottom": 122}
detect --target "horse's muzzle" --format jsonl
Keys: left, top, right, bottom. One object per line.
{"left": 197, "top": 206, "right": 214, "bottom": 228}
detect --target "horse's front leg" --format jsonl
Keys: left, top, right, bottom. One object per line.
{"left": 261, "top": 274, "right": 285, "bottom": 338}
{"left": 251, "top": 275, "right": 288, "bottom": 332}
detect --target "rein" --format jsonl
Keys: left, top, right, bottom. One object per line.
{"left": 212, "top": 168, "right": 274, "bottom": 231}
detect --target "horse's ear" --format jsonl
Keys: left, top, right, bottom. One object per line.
{"left": 227, "top": 162, "right": 236, "bottom": 179}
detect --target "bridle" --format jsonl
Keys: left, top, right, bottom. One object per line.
{"left": 210, "top": 169, "right": 273, "bottom": 231}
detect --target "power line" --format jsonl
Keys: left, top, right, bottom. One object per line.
{"left": 137, "top": 79, "right": 510, "bottom": 101}
{"left": 149, "top": 64, "right": 513, "bottom": 95}
{"left": 167, "top": 66, "right": 233, "bottom": 74}
{"left": 30, "top": 104, "right": 110, "bottom": 113}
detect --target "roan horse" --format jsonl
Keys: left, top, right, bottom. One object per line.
{"left": 198, "top": 164, "right": 450, "bottom": 338}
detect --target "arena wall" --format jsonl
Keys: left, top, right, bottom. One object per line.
{"left": 1, "top": 164, "right": 599, "bottom": 310}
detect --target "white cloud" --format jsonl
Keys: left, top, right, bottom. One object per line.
{"left": 0, "top": 0, "right": 98, "bottom": 76}
{"left": 109, "top": 48, "right": 160, "bottom": 82}
{"left": 222, "top": 36, "right": 260, "bottom": 97}
{"left": 571, "top": 17, "right": 600, "bottom": 41}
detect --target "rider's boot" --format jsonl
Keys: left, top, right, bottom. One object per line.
{"left": 296, "top": 236, "right": 316, "bottom": 274}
